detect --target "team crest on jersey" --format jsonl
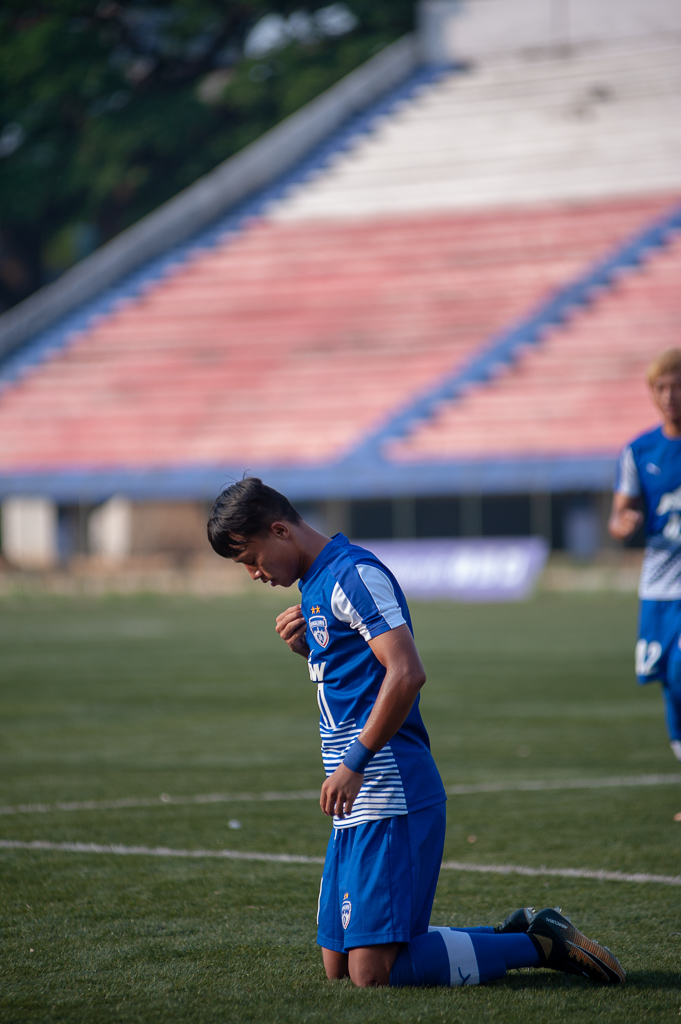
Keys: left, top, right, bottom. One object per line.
{"left": 341, "top": 893, "right": 352, "bottom": 929}
{"left": 310, "top": 613, "right": 329, "bottom": 648}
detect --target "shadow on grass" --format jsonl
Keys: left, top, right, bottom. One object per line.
{"left": 621, "top": 971, "right": 681, "bottom": 990}
{"left": 499, "top": 973, "right": 593, "bottom": 990}
{"left": 499, "top": 969, "right": 681, "bottom": 992}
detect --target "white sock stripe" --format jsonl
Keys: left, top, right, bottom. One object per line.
{"left": 429, "top": 928, "right": 480, "bottom": 986}
{"left": 1, "top": 773, "right": 678, "bottom": 818}
{"left": 671, "top": 741, "right": 681, "bottom": 763}
{"left": 1, "top": 839, "right": 679, "bottom": 885}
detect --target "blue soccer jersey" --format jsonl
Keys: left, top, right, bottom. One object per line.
{"left": 299, "top": 533, "right": 445, "bottom": 830}
{"left": 615, "top": 426, "right": 681, "bottom": 600}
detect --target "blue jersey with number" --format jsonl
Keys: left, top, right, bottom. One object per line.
{"left": 299, "top": 533, "right": 445, "bottom": 830}
{"left": 615, "top": 426, "right": 681, "bottom": 600}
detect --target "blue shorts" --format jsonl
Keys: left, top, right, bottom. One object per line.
{"left": 637, "top": 599, "right": 681, "bottom": 741}
{"left": 636, "top": 600, "right": 681, "bottom": 685}
{"left": 317, "top": 802, "right": 446, "bottom": 953}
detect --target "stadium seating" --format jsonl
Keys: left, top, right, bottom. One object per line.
{"left": 0, "top": 36, "right": 679, "bottom": 484}
{"left": 388, "top": 232, "right": 681, "bottom": 461}
{"left": 272, "top": 40, "right": 681, "bottom": 220}
{"left": 0, "top": 196, "right": 675, "bottom": 472}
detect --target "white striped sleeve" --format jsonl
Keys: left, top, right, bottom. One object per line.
{"left": 330, "top": 565, "right": 406, "bottom": 640}
{"left": 330, "top": 582, "right": 371, "bottom": 640}
{"left": 616, "top": 445, "right": 640, "bottom": 497}
{"left": 356, "top": 564, "right": 406, "bottom": 630}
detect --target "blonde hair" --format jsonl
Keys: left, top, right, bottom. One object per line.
{"left": 646, "top": 348, "right": 681, "bottom": 387}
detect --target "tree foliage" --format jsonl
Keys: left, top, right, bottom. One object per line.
{"left": 0, "top": 0, "right": 413, "bottom": 311}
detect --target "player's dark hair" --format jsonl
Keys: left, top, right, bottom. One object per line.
{"left": 207, "top": 477, "right": 302, "bottom": 558}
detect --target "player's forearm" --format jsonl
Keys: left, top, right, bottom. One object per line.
{"left": 358, "top": 671, "right": 425, "bottom": 753}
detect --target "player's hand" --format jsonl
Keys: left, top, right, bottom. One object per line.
{"left": 275, "top": 604, "right": 310, "bottom": 658}
{"left": 320, "top": 763, "right": 364, "bottom": 819}
{"left": 609, "top": 508, "right": 644, "bottom": 540}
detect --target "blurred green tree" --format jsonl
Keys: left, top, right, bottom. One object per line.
{"left": 0, "top": 0, "right": 413, "bottom": 312}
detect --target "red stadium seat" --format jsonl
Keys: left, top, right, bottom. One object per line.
{"left": 0, "top": 195, "right": 677, "bottom": 471}
{"left": 389, "top": 233, "right": 681, "bottom": 461}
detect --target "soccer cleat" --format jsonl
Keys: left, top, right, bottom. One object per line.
{"left": 494, "top": 907, "right": 536, "bottom": 933}
{"left": 527, "top": 908, "right": 626, "bottom": 984}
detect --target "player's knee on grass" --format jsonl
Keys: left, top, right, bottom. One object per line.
{"left": 347, "top": 944, "right": 401, "bottom": 988}
{"left": 322, "top": 948, "right": 349, "bottom": 980}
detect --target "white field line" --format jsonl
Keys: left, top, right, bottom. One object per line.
{"left": 0, "top": 773, "right": 679, "bottom": 818}
{"left": 0, "top": 839, "right": 323, "bottom": 865}
{"left": 1, "top": 839, "right": 679, "bottom": 886}
{"left": 0, "top": 790, "right": 320, "bottom": 816}
{"left": 439, "top": 860, "right": 681, "bottom": 886}
{"left": 445, "top": 773, "right": 681, "bottom": 795}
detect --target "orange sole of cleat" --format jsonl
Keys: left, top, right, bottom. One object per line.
{"left": 565, "top": 935, "right": 626, "bottom": 984}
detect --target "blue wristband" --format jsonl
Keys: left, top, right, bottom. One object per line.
{"left": 343, "top": 738, "right": 375, "bottom": 774}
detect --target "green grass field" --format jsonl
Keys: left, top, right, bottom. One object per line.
{"left": 1, "top": 588, "right": 680, "bottom": 1023}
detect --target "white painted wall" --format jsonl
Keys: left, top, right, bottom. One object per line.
{"left": 1, "top": 497, "right": 58, "bottom": 568}
{"left": 570, "top": 0, "right": 681, "bottom": 44}
{"left": 272, "top": 39, "right": 681, "bottom": 219}
{"left": 88, "top": 497, "right": 132, "bottom": 560}
{"left": 425, "top": 0, "right": 681, "bottom": 60}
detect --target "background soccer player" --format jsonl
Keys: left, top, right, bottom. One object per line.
{"left": 609, "top": 348, "right": 681, "bottom": 775}
{"left": 209, "top": 478, "right": 625, "bottom": 987}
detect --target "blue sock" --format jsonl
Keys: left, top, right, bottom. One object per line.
{"left": 389, "top": 928, "right": 541, "bottom": 987}
{"left": 469, "top": 932, "right": 541, "bottom": 982}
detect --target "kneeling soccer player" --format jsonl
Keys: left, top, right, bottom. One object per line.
{"left": 208, "top": 478, "right": 625, "bottom": 988}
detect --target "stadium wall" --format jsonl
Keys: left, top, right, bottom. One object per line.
{"left": 435, "top": 0, "right": 681, "bottom": 59}
{"left": 0, "top": 486, "right": 623, "bottom": 569}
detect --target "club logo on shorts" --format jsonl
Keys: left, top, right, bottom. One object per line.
{"left": 310, "top": 614, "right": 329, "bottom": 649}
{"left": 341, "top": 893, "right": 352, "bottom": 930}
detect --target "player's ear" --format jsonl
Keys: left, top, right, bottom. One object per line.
{"left": 270, "top": 521, "right": 291, "bottom": 539}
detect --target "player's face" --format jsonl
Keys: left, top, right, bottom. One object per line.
{"left": 651, "top": 372, "right": 681, "bottom": 426}
{"left": 231, "top": 523, "right": 299, "bottom": 588}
